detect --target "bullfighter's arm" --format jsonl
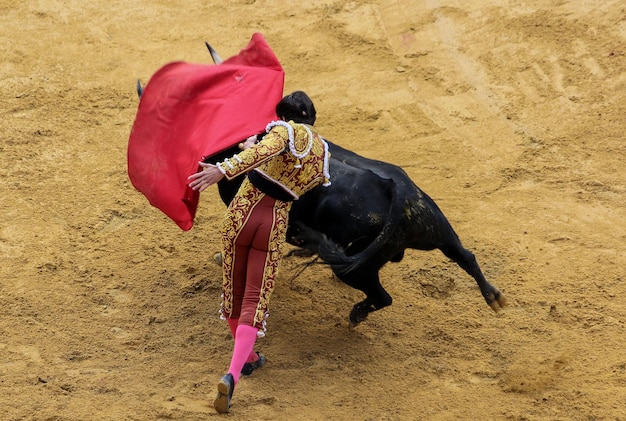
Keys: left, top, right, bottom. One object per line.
{"left": 216, "top": 126, "right": 288, "bottom": 180}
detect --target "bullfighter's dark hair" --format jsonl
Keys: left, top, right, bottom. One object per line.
{"left": 276, "top": 91, "right": 317, "bottom": 126}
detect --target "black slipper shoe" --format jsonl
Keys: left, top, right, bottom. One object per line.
{"left": 214, "top": 373, "right": 234, "bottom": 413}
{"left": 241, "top": 352, "right": 266, "bottom": 376}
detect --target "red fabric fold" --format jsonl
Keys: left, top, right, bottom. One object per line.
{"left": 127, "top": 33, "right": 284, "bottom": 230}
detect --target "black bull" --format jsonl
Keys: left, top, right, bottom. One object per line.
{"left": 205, "top": 140, "right": 507, "bottom": 325}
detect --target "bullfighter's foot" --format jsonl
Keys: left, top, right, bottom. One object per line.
{"left": 214, "top": 373, "right": 234, "bottom": 414}
{"left": 241, "top": 352, "right": 265, "bottom": 376}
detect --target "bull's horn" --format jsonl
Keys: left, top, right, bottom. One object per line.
{"left": 205, "top": 41, "right": 223, "bottom": 64}
{"left": 136, "top": 79, "right": 144, "bottom": 98}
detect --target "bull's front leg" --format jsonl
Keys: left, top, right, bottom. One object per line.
{"left": 349, "top": 300, "right": 378, "bottom": 325}
{"left": 340, "top": 270, "right": 393, "bottom": 326}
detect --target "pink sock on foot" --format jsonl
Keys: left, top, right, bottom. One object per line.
{"left": 228, "top": 324, "right": 258, "bottom": 384}
{"left": 226, "top": 319, "right": 259, "bottom": 365}
{"left": 246, "top": 352, "right": 259, "bottom": 364}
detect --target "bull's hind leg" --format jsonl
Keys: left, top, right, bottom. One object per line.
{"left": 336, "top": 269, "right": 392, "bottom": 325}
{"left": 440, "top": 242, "right": 507, "bottom": 312}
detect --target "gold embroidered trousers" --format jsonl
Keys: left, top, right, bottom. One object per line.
{"left": 220, "top": 178, "right": 291, "bottom": 334}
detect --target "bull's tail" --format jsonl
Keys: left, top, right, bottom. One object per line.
{"left": 292, "top": 223, "right": 360, "bottom": 273}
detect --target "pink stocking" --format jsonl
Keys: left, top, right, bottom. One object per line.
{"left": 228, "top": 324, "right": 259, "bottom": 384}
{"left": 226, "top": 318, "right": 259, "bottom": 363}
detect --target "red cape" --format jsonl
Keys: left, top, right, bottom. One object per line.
{"left": 128, "top": 33, "right": 284, "bottom": 230}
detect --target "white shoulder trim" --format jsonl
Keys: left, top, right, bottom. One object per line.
{"left": 321, "top": 139, "right": 331, "bottom": 186}
{"left": 266, "top": 120, "right": 294, "bottom": 143}
{"left": 266, "top": 120, "right": 313, "bottom": 160}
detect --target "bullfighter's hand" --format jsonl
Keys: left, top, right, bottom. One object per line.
{"left": 188, "top": 162, "right": 225, "bottom": 192}
{"left": 238, "top": 134, "right": 258, "bottom": 150}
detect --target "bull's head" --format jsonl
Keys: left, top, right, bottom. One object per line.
{"left": 136, "top": 41, "right": 223, "bottom": 98}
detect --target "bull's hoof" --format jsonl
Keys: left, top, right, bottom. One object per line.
{"left": 349, "top": 312, "right": 367, "bottom": 326}
{"left": 487, "top": 289, "right": 507, "bottom": 312}
{"left": 349, "top": 302, "right": 374, "bottom": 326}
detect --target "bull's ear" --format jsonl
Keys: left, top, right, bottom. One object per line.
{"left": 204, "top": 41, "right": 223, "bottom": 64}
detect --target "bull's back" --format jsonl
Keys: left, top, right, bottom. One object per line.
{"left": 290, "top": 160, "right": 392, "bottom": 254}
{"left": 322, "top": 141, "right": 458, "bottom": 253}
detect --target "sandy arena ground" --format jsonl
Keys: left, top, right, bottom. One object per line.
{"left": 1, "top": 0, "right": 625, "bottom": 419}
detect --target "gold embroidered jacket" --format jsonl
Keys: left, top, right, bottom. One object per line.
{"left": 216, "top": 121, "right": 331, "bottom": 200}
